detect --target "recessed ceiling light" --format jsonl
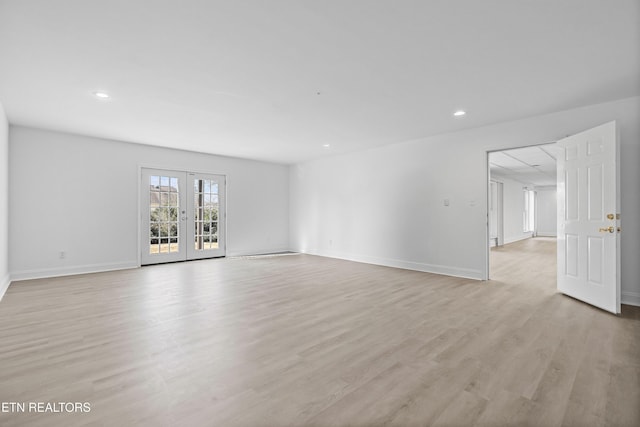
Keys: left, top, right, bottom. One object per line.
{"left": 323, "top": 144, "right": 330, "bottom": 148}
{"left": 92, "top": 91, "right": 110, "bottom": 99}
{"left": 453, "top": 110, "right": 466, "bottom": 117}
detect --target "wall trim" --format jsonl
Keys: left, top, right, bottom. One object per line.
{"left": 504, "top": 233, "right": 533, "bottom": 245}
{"left": 6, "top": 254, "right": 636, "bottom": 306}
{"left": 227, "top": 247, "right": 292, "bottom": 257}
{"left": 0, "top": 273, "right": 10, "bottom": 301}
{"left": 622, "top": 291, "right": 640, "bottom": 307}
{"left": 10, "top": 261, "right": 139, "bottom": 282}
{"left": 299, "top": 249, "right": 483, "bottom": 280}
{"left": 535, "top": 232, "right": 557, "bottom": 237}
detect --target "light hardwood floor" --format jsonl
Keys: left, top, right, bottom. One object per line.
{"left": 0, "top": 239, "right": 638, "bottom": 426}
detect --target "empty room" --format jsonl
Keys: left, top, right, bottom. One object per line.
{"left": 1, "top": 1, "right": 639, "bottom": 426}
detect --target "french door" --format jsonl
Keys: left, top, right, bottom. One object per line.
{"left": 141, "top": 168, "right": 226, "bottom": 265}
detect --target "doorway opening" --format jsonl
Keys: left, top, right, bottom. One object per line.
{"left": 487, "top": 143, "right": 560, "bottom": 280}
{"left": 486, "top": 122, "right": 620, "bottom": 313}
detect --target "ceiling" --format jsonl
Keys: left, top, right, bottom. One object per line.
{"left": 0, "top": 1, "right": 638, "bottom": 164}
{"left": 490, "top": 144, "right": 561, "bottom": 187}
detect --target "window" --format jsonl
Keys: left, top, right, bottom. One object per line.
{"left": 523, "top": 189, "right": 535, "bottom": 232}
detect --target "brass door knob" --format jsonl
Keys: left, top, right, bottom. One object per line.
{"left": 599, "top": 226, "right": 615, "bottom": 233}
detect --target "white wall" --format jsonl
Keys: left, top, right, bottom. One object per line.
{"left": 9, "top": 126, "right": 289, "bottom": 280}
{"left": 496, "top": 176, "right": 533, "bottom": 245}
{"left": 290, "top": 96, "right": 640, "bottom": 305}
{"left": 0, "top": 101, "right": 8, "bottom": 298}
{"left": 535, "top": 187, "right": 557, "bottom": 237}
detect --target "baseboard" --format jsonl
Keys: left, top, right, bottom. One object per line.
{"left": 10, "top": 261, "right": 139, "bottom": 282}
{"left": 6, "top": 253, "right": 636, "bottom": 306}
{"left": 0, "top": 273, "right": 10, "bottom": 301}
{"left": 622, "top": 291, "right": 640, "bottom": 307}
{"left": 504, "top": 234, "right": 533, "bottom": 245}
{"left": 535, "top": 232, "right": 557, "bottom": 237}
{"left": 298, "top": 248, "right": 483, "bottom": 280}
{"left": 226, "top": 247, "right": 292, "bottom": 257}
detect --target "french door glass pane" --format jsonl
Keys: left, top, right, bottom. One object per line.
{"left": 194, "top": 178, "right": 219, "bottom": 251}
{"left": 149, "top": 175, "right": 180, "bottom": 254}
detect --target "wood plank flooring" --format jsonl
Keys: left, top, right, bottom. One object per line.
{"left": 0, "top": 238, "right": 638, "bottom": 426}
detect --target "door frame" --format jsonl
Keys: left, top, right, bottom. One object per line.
{"left": 137, "top": 164, "right": 228, "bottom": 267}
{"left": 485, "top": 141, "right": 556, "bottom": 280}
{"left": 485, "top": 129, "right": 620, "bottom": 313}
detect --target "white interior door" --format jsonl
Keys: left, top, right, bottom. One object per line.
{"left": 557, "top": 121, "right": 620, "bottom": 314}
{"left": 141, "top": 169, "right": 226, "bottom": 265}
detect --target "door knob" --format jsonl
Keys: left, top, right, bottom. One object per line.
{"left": 599, "top": 226, "right": 614, "bottom": 233}
{"left": 607, "top": 213, "right": 615, "bottom": 220}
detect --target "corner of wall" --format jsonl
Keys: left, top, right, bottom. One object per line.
{"left": 621, "top": 291, "right": 640, "bottom": 307}
{"left": 0, "top": 274, "right": 10, "bottom": 301}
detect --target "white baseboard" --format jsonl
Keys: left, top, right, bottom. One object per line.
{"left": 535, "top": 232, "right": 557, "bottom": 237}
{"left": 504, "top": 234, "right": 533, "bottom": 245}
{"left": 9, "top": 248, "right": 293, "bottom": 282}
{"left": 10, "top": 261, "right": 139, "bottom": 282}
{"left": 0, "top": 273, "right": 10, "bottom": 301}
{"left": 297, "top": 248, "right": 483, "bottom": 280}
{"left": 227, "top": 247, "right": 292, "bottom": 257}
{"left": 622, "top": 291, "right": 640, "bottom": 307}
